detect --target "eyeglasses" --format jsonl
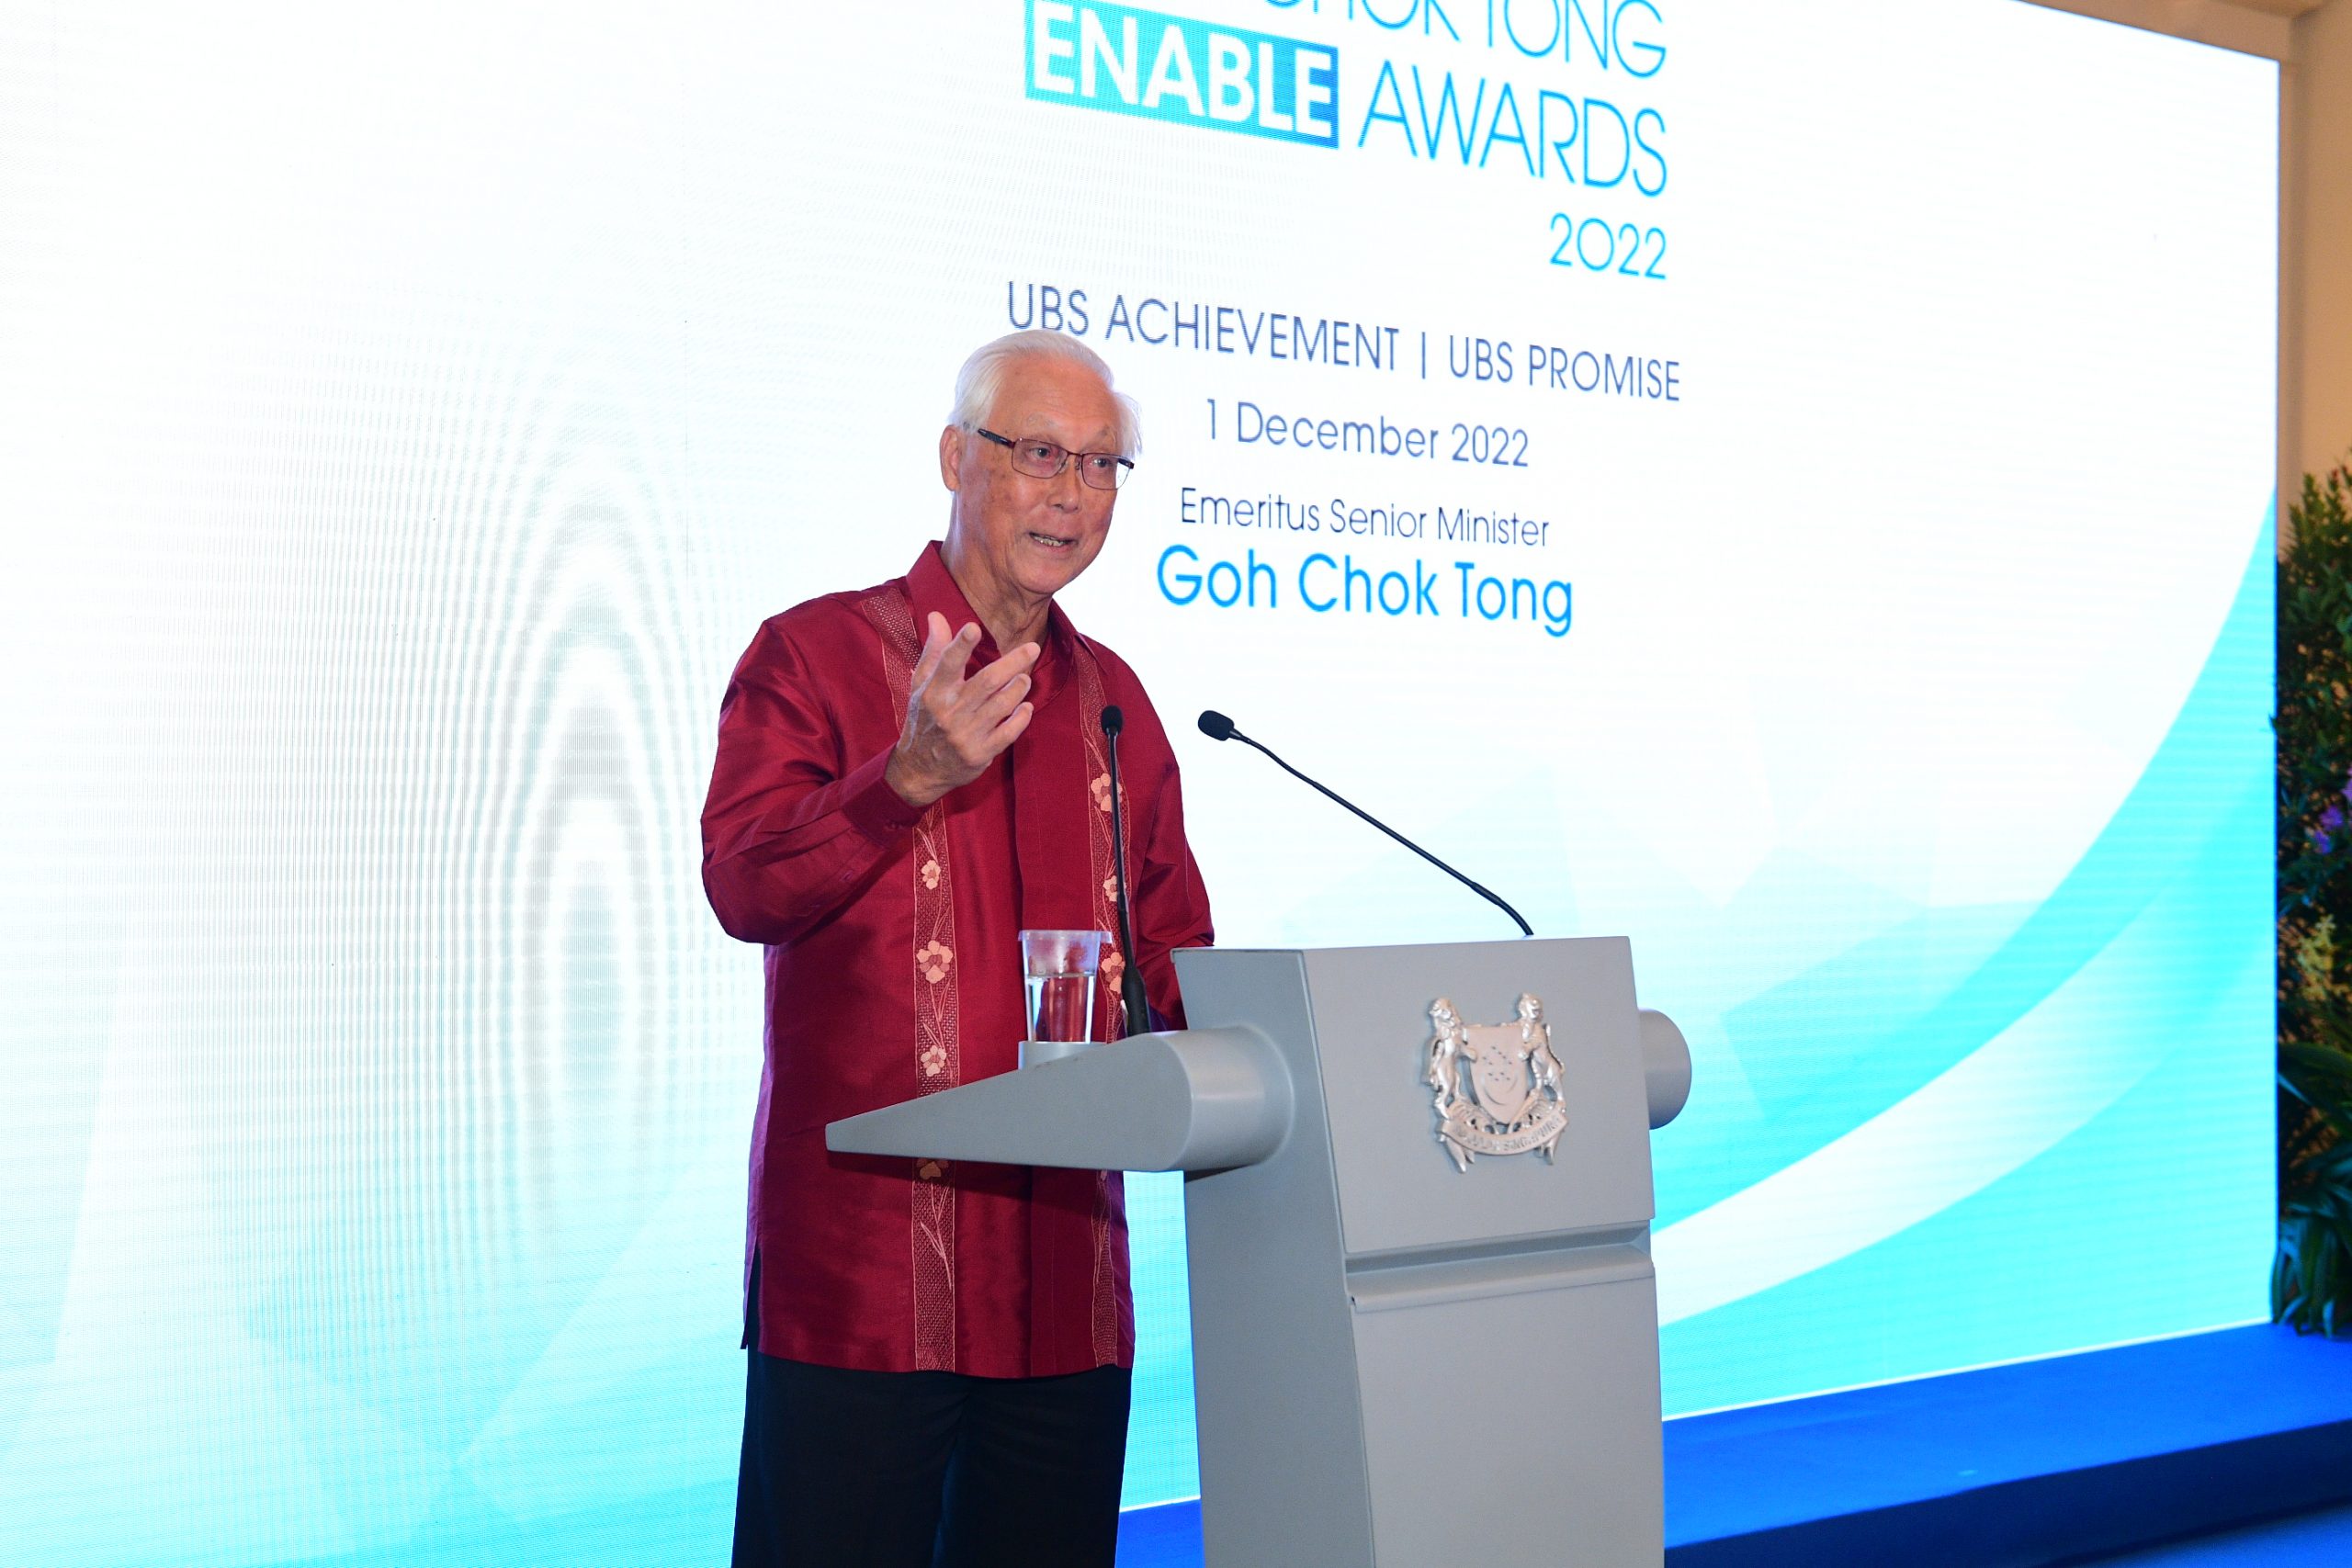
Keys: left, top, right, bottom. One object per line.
{"left": 976, "top": 428, "right": 1135, "bottom": 491}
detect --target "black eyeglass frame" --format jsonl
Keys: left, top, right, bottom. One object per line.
{"left": 975, "top": 427, "right": 1136, "bottom": 491}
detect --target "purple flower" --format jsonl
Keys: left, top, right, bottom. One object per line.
{"left": 2324, "top": 806, "right": 2344, "bottom": 832}
{"left": 2320, "top": 832, "right": 2336, "bottom": 855}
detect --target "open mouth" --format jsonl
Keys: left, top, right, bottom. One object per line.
{"left": 1026, "top": 531, "right": 1080, "bottom": 552}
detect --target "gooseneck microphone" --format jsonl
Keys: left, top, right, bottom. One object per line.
{"left": 1195, "top": 709, "right": 1534, "bottom": 938}
{"left": 1099, "top": 705, "right": 1155, "bottom": 1032}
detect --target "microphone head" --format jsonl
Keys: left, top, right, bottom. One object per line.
{"left": 1197, "top": 710, "right": 1236, "bottom": 741}
{"left": 1099, "top": 705, "right": 1124, "bottom": 738}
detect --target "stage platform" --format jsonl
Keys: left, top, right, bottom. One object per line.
{"left": 1114, "top": 1323, "right": 2352, "bottom": 1567}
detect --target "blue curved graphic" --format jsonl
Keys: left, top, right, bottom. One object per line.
{"left": 1660, "top": 507, "right": 2276, "bottom": 1225}
{"left": 1654, "top": 505, "right": 2276, "bottom": 1411}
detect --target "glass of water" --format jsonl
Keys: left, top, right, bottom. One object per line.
{"left": 1021, "top": 930, "right": 1104, "bottom": 1044}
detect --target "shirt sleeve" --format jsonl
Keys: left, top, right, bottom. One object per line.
{"left": 1131, "top": 753, "right": 1216, "bottom": 1031}
{"left": 700, "top": 616, "right": 925, "bottom": 946}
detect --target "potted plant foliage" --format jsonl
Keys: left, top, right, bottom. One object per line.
{"left": 2277, "top": 460, "right": 2352, "bottom": 1334}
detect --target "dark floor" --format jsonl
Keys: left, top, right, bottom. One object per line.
{"left": 2072, "top": 1502, "right": 2352, "bottom": 1567}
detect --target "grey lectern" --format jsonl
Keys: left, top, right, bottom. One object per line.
{"left": 828, "top": 938, "right": 1691, "bottom": 1567}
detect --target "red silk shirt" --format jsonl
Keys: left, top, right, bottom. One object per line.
{"left": 701, "top": 544, "right": 1215, "bottom": 1377}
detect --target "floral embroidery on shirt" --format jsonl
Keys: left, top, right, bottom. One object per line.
{"left": 916, "top": 1159, "right": 945, "bottom": 1181}
{"left": 921, "top": 857, "right": 941, "bottom": 891}
{"left": 916, "top": 941, "right": 954, "bottom": 983}
{"left": 1091, "top": 773, "right": 1112, "bottom": 813}
{"left": 1101, "top": 951, "right": 1125, "bottom": 991}
{"left": 921, "top": 1043, "right": 947, "bottom": 1077}
{"left": 1102, "top": 874, "right": 1119, "bottom": 905}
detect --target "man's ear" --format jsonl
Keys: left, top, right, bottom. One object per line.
{"left": 939, "top": 425, "right": 963, "bottom": 491}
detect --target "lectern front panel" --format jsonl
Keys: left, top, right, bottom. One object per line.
{"left": 1170, "top": 941, "right": 1674, "bottom": 1568}
{"left": 1353, "top": 1271, "right": 1666, "bottom": 1564}
{"left": 1300, "top": 938, "right": 1657, "bottom": 1259}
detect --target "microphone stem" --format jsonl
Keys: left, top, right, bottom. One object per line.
{"left": 1103, "top": 727, "right": 1155, "bottom": 1031}
{"left": 1232, "top": 730, "right": 1534, "bottom": 938}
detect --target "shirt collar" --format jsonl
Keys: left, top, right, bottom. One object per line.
{"left": 905, "top": 541, "right": 1078, "bottom": 706}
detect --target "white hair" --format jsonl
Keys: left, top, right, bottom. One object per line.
{"left": 947, "top": 329, "right": 1141, "bottom": 456}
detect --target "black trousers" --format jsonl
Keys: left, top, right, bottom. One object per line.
{"left": 731, "top": 1349, "right": 1132, "bottom": 1568}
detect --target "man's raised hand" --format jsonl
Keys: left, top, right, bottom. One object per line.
{"left": 885, "top": 611, "right": 1039, "bottom": 808}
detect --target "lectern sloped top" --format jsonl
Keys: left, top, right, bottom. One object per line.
{"left": 823, "top": 1021, "right": 1293, "bottom": 1173}
{"left": 826, "top": 937, "right": 1674, "bottom": 1202}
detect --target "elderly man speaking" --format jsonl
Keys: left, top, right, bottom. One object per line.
{"left": 701, "top": 330, "right": 1214, "bottom": 1567}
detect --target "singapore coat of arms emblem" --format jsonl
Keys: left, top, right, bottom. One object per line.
{"left": 1426, "top": 993, "right": 1567, "bottom": 1172}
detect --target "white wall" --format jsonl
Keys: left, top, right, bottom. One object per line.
{"left": 2286, "top": 0, "right": 2352, "bottom": 494}
{"left": 2031, "top": 0, "right": 2350, "bottom": 515}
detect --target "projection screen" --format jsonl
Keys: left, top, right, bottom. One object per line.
{"left": 0, "top": 1, "right": 2277, "bottom": 1562}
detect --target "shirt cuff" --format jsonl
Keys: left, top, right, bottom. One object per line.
{"left": 841, "top": 749, "right": 927, "bottom": 843}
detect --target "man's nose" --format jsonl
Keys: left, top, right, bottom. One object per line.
{"left": 1046, "top": 461, "right": 1088, "bottom": 508}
